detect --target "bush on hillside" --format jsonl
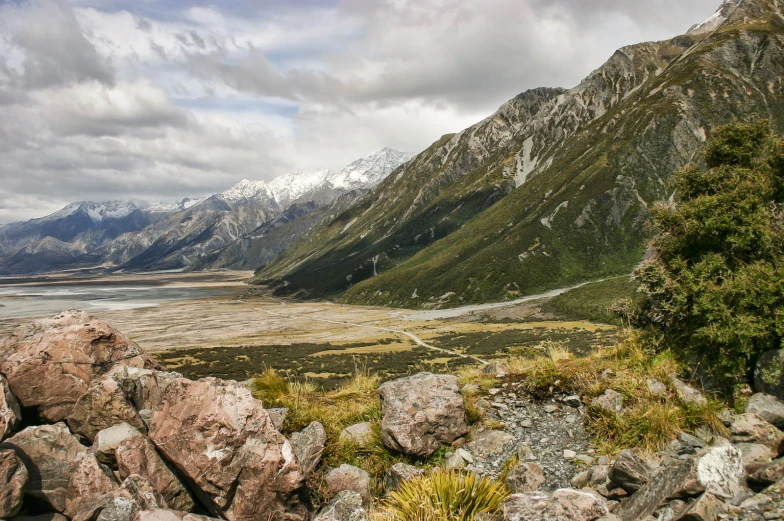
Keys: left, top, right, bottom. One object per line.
{"left": 631, "top": 121, "right": 784, "bottom": 392}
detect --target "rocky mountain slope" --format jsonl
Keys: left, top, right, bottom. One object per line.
{"left": 255, "top": 0, "right": 784, "bottom": 307}
{"left": 0, "top": 149, "right": 410, "bottom": 275}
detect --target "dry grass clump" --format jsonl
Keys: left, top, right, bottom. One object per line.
{"left": 252, "top": 364, "right": 413, "bottom": 505}
{"left": 486, "top": 333, "right": 727, "bottom": 454}
{"left": 375, "top": 469, "right": 509, "bottom": 521}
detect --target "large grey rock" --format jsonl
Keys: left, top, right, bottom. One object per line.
{"left": 290, "top": 421, "right": 327, "bottom": 475}
{"left": 384, "top": 463, "right": 424, "bottom": 493}
{"left": 147, "top": 376, "right": 306, "bottom": 521}
{"left": 746, "top": 393, "right": 784, "bottom": 429}
{"left": 115, "top": 433, "right": 196, "bottom": 512}
{"left": 325, "top": 465, "right": 372, "bottom": 507}
{"left": 0, "top": 311, "right": 160, "bottom": 422}
{"left": 0, "top": 375, "right": 21, "bottom": 440}
{"left": 755, "top": 350, "right": 784, "bottom": 400}
{"left": 378, "top": 372, "right": 468, "bottom": 457}
{"left": 669, "top": 373, "right": 707, "bottom": 407}
{"left": 609, "top": 449, "right": 655, "bottom": 493}
{"left": 615, "top": 445, "right": 745, "bottom": 521}
{"left": 2, "top": 422, "right": 88, "bottom": 512}
{"left": 730, "top": 413, "right": 784, "bottom": 455}
{"left": 503, "top": 489, "right": 609, "bottom": 521}
{"left": 93, "top": 422, "right": 143, "bottom": 467}
{"left": 592, "top": 389, "right": 623, "bottom": 414}
{"left": 267, "top": 408, "right": 288, "bottom": 431}
{"left": 314, "top": 490, "right": 368, "bottom": 521}
{"left": 505, "top": 461, "right": 545, "bottom": 493}
{"left": 0, "top": 448, "right": 27, "bottom": 518}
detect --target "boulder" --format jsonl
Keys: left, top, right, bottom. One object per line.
{"left": 592, "top": 389, "right": 624, "bottom": 414}
{"left": 110, "top": 367, "right": 182, "bottom": 414}
{"left": 668, "top": 373, "right": 707, "bottom": 407}
{"left": 134, "top": 511, "right": 220, "bottom": 521}
{"left": 267, "top": 408, "right": 288, "bottom": 431}
{"left": 746, "top": 393, "right": 784, "bottom": 429}
{"left": 0, "top": 448, "right": 27, "bottom": 518}
{"left": 93, "top": 422, "right": 143, "bottom": 467}
{"left": 65, "top": 453, "right": 119, "bottom": 518}
{"left": 505, "top": 461, "right": 545, "bottom": 493}
{"left": 384, "top": 463, "right": 424, "bottom": 493}
{"left": 1, "top": 422, "right": 88, "bottom": 512}
{"left": 0, "top": 374, "right": 21, "bottom": 439}
{"left": 14, "top": 516, "right": 69, "bottom": 521}
{"left": 503, "top": 489, "right": 609, "bottom": 521}
{"left": 325, "top": 465, "right": 372, "bottom": 507}
{"left": 68, "top": 374, "right": 147, "bottom": 442}
{"left": 444, "top": 452, "right": 467, "bottom": 471}
{"left": 749, "top": 457, "right": 784, "bottom": 487}
{"left": 70, "top": 475, "right": 166, "bottom": 521}
{"left": 735, "top": 442, "right": 775, "bottom": 474}
{"left": 730, "top": 413, "right": 784, "bottom": 454}
{"left": 755, "top": 350, "right": 784, "bottom": 399}
{"left": 314, "top": 490, "right": 368, "bottom": 521}
{"left": 672, "top": 491, "right": 724, "bottom": 521}
{"left": 615, "top": 445, "right": 745, "bottom": 521}
{"left": 147, "top": 376, "right": 306, "bottom": 521}
{"left": 339, "top": 422, "right": 374, "bottom": 446}
{"left": 290, "top": 421, "right": 327, "bottom": 475}
{"left": 609, "top": 449, "right": 655, "bottom": 493}
{"left": 0, "top": 310, "right": 160, "bottom": 422}
{"left": 378, "top": 372, "right": 468, "bottom": 457}
{"left": 646, "top": 378, "right": 668, "bottom": 397}
{"left": 115, "top": 433, "right": 196, "bottom": 512}
{"left": 467, "top": 429, "right": 515, "bottom": 459}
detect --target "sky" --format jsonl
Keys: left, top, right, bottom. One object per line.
{"left": 0, "top": 0, "right": 721, "bottom": 223}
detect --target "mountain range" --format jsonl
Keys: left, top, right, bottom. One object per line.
{"left": 252, "top": 0, "right": 784, "bottom": 308}
{"left": 0, "top": 148, "right": 412, "bottom": 275}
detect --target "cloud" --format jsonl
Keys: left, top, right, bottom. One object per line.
{"left": 0, "top": 0, "right": 721, "bottom": 222}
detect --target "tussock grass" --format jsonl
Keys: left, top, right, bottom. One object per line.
{"left": 375, "top": 469, "right": 510, "bottom": 521}
{"left": 488, "top": 332, "right": 727, "bottom": 454}
{"left": 252, "top": 364, "right": 414, "bottom": 505}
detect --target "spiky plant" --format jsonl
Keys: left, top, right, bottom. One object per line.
{"left": 381, "top": 469, "right": 509, "bottom": 521}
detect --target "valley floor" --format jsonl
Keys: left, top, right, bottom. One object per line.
{"left": 0, "top": 272, "right": 623, "bottom": 388}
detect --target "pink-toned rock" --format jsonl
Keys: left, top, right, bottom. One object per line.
{"left": 0, "top": 448, "right": 27, "bottom": 518}
{"left": 503, "top": 489, "right": 609, "bottom": 521}
{"left": 2, "top": 422, "right": 88, "bottom": 512}
{"left": 0, "top": 374, "right": 21, "bottom": 439}
{"left": 148, "top": 377, "right": 306, "bottom": 521}
{"left": 65, "top": 453, "right": 119, "bottom": 518}
{"left": 70, "top": 475, "right": 166, "bottom": 521}
{"left": 0, "top": 311, "right": 160, "bottom": 422}
{"left": 731, "top": 413, "right": 784, "bottom": 455}
{"left": 67, "top": 374, "right": 146, "bottom": 442}
{"left": 134, "top": 510, "right": 220, "bottom": 521}
{"left": 325, "top": 464, "right": 372, "bottom": 507}
{"left": 378, "top": 372, "right": 468, "bottom": 457}
{"left": 116, "top": 433, "right": 196, "bottom": 512}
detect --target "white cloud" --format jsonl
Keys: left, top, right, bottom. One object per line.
{"left": 0, "top": 0, "right": 721, "bottom": 222}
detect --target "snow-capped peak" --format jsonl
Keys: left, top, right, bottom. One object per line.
{"left": 688, "top": 0, "right": 740, "bottom": 34}
{"left": 218, "top": 179, "right": 275, "bottom": 207}
{"left": 325, "top": 147, "right": 414, "bottom": 190}
{"left": 44, "top": 201, "right": 139, "bottom": 224}
{"left": 268, "top": 169, "right": 333, "bottom": 207}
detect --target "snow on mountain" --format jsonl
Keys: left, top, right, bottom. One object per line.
{"left": 144, "top": 197, "right": 206, "bottom": 214}
{"left": 688, "top": 0, "right": 739, "bottom": 34}
{"left": 326, "top": 148, "right": 414, "bottom": 191}
{"left": 218, "top": 148, "right": 412, "bottom": 211}
{"left": 43, "top": 201, "right": 139, "bottom": 224}
{"left": 268, "top": 169, "right": 333, "bottom": 207}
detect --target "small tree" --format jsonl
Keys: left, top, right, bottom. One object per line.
{"left": 633, "top": 121, "right": 784, "bottom": 392}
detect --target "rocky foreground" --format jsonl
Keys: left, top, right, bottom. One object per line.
{"left": 1, "top": 312, "right": 784, "bottom": 521}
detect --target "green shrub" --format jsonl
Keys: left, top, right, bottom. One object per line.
{"left": 380, "top": 469, "right": 509, "bottom": 521}
{"left": 632, "top": 121, "right": 784, "bottom": 393}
